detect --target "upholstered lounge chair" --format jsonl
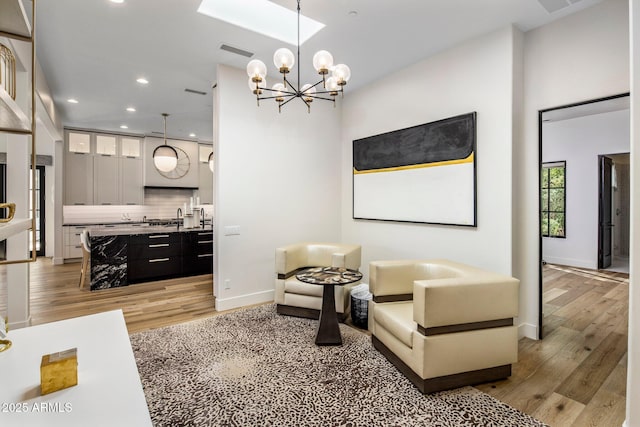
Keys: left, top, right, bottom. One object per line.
{"left": 368, "top": 259, "right": 519, "bottom": 393}
{"left": 275, "top": 242, "right": 361, "bottom": 321}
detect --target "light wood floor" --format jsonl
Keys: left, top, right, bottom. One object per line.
{"left": 0, "top": 259, "right": 629, "bottom": 425}
{"left": 0, "top": 257, "right": 216, "bottom": 333}
{"left": 477, "top": 263, "right": 629, "bottom": 427}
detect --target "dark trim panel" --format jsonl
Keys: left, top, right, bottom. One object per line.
{"left": 277, "top": 266, "right": 314, "bottom": 280}
{"left": 372, "top": 335, "right": 511, "bottom": 394}
{"left": 417, "top": 318, "right": 513, "bottom": 336}
{"left": 373, "top": 294, "right": 413, "bottom": 303}
{"left": 144, "top": 185, "right": 198, "bottom": 190}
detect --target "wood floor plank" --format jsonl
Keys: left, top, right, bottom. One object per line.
{"left": 530, "top": 392, "right": 585, "bottom": 427}
{"left": 570, "top": 388, "right": 627, "bottom": 427}
{"left": 555, "top": 332, "right": 627, "bottom": 405}
{"left": 547, "top": 284, "right": 595, "bottom": 307}
{"left": 544, "top": 287, "right": 568, "bottom": 303}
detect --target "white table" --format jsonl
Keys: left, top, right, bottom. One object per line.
{"left": 0, "top": 310, "right": 152, "bottom": 426}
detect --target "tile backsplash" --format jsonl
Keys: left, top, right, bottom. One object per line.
{"left": 63, "top": 188, "right": 213, "bottom": 224}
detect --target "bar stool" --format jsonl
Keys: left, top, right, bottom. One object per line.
{"left": 78, "top": 230, "right": 90, "bottom": 288}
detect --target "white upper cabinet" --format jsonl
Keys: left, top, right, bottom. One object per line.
{"left": 121, "top": 137, "right": 141, "bottom": 157}
{"left": 96, "top": 134, "right": 117, "bottom": 156}
{"left": 64, "top": 130, "right": 145, "bottom": 205}
{"left": 68, "top": 131, "right": 91, "bottom": 153}
{"left": 199, "top": 145, "right": 213, "bottom": 163}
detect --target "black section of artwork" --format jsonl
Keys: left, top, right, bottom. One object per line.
{"left": 353, "top": 112, "right": 476, "bottom": 171}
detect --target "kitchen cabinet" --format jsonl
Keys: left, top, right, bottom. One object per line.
{"left": 64, "top": 146, "right": 95, "bottom": 206}
{"left": 128, "top": 232, "right": 182, "bottom": 282}
{"left": 198, "top": 144, "right": 214, "bottom": 204}
{"left": 87, "top": 226, "right": 213, "bottom": 288}
{"left": 183, "top": 230, "right": 214, "bottom": 275}
{"left": 94, "top": 154, "right": 120, "bottom": 205}
{"left": 64, "top": 131, "right": 144, "bottom": 205}
{"left": 120, "top": 157, "right": 143, "bottom": 205}
{"left": 63, "top": 225, "right": 88, "bottom": 259}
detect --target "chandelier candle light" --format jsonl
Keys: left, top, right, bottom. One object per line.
{"left": 246, "top": 0, "right": 351, "bottom": 113}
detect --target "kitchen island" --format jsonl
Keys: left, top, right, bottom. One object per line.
{"left": 89, "top": 225, "right": 213, "bottom": 290}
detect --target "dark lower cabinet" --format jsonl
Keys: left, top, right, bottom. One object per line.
{"left": 127, "top": 229, "right": 213, "bottom": 284}
{"left": 182, "top": 230, "right": 214, "bottom": 276}
{"left": 128, "top": 256, "right": 182, "bottom": 282}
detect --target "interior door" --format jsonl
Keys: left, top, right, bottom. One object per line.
{"left": 598, "top": 156, "right": 613, "bottom": 269}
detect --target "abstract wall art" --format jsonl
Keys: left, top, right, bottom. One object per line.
{"left": 352, "top": 112, "right": 477, "bottom": 226}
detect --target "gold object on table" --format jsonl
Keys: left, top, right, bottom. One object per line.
{"left": 0, "top": 339, "right": 11, "bottom": 352}
{"left": 40, "top": 348, "right": 78, "bottom": 395}
{"left": 0, "top": 202, "right": 16, "bottom": 223}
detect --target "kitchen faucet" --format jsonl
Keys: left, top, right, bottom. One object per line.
{"left": 177, "top": 208, "right": 182, "bottom": 230}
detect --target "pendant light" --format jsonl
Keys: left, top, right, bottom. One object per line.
{"left": 153, "top": 113, "right": 178, "bottom": 173}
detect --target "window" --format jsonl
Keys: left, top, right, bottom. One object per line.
{"left": 541, "top": 161, "right": 566, "bottom": 238}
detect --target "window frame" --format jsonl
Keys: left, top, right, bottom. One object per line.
{"left": 541, "top": 161, "right": 566, "bottom": 238}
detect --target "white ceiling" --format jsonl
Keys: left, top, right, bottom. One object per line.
{"left": 34, "top": 0, "right": 606, "bottom": 142}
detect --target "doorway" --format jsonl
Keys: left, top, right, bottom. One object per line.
{"left": 30, "top": 165, "right": 45, "bottom": 257}
{"left": 538, "top": 93, "right": 630, "bottom": 338}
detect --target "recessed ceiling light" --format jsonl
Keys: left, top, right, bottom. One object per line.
{"left": 110, "top": 0, "right": 125, "bottom": 3}
{"left": 197, "top": 0, "right": 325, "bottom": 45}
{"left": 126, "top": 107, "right": 136, "bottom": 112}
{"left": 120, "top": 125, "right": 128, "bottom": 129}
{"left": 136, "top": 78, "right": 149, "bottom": 85}
{"left": 189, "top": 133, "right": 196, "bottom": 138}
{"left": 67, "top": 98, "right": 79, "bottom": 104}
{"left": 348, "top": 11, "right": 358, "bottom": 17}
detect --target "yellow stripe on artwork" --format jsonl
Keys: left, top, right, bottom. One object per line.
{"left": 353, "top": 152, "right": 474, "bottom": 175}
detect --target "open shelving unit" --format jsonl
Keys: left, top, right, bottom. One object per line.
{"left": 0, "top": 0, "right": 37, "bottom": 265}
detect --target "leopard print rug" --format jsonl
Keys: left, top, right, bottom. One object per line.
{"left": 130, "top": 304, "right": 547, "bottom": 426}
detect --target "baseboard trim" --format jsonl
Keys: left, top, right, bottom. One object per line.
{"left": 8, "top": 316, "right": 32, "bottom": 330}
{"left": 542, "top": 256, "right": 594, "bottom": 270}
{"left": 518, "top": 322, "right": 538, "bottom": 340}
{"left": 372, "top": 335, "right": 511, "bottom": 394}
{"left": 52, "top": 257, "right": 65, "bottom": 265}
{"left": 215, "top": 290, "right": 274, "bottom": 312}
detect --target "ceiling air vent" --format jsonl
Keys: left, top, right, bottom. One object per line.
{"left": 220, "top": 44, "right": 253, "bottom": 58}
{"left": 538, "top": 0, "right": 571, "bottom": 13}
{"left": 184, "top": 88, "right": 207, "bottom": 96}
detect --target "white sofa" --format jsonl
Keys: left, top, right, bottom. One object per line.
{"left": 275, "top": 242, "right": 362, "bottom": 320}
{"left": 368, "top": 259, "right": 520, "bottom": 393}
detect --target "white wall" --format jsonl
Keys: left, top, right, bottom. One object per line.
{"left": 627, "top": 1, "right": 639, "bottom": 425}
{"left": 214, "top": 64, "right": 343, "bottom": 310}
{"left": 341, "top": 27, "right": 517, "bottom": 284}
{"left": 542, "top": 109, "right": 630, "bottom": 269}
{"left": 515, "top": 0, "right": 630, "bottom": 340}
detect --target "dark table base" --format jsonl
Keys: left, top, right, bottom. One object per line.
{"left": 315, "top": 284, "right": 342, "bottom": 346}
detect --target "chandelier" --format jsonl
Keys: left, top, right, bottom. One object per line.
{"left": 246, "top": 0, "right": 351, "bottom": 113}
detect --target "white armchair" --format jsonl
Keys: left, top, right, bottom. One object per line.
{"left": 368, "top": 259, "right": 519, "bottom": 393}
{"left": 275, "top": 242, "right": 361, "bottom": 320}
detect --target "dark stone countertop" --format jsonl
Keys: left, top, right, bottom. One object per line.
{"left": 89, "top": 225, "right": 213, "bottom": 237}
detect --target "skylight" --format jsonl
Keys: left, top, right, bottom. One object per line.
{"left": 197, "top": 0, "right": 325, "bottom": 46}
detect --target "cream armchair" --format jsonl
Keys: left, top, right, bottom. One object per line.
{"left": 275, "top": 242, "right": 361, "bottom": 320}
{"left": 369, "top": 259, "right": 519, "bottom": 393}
